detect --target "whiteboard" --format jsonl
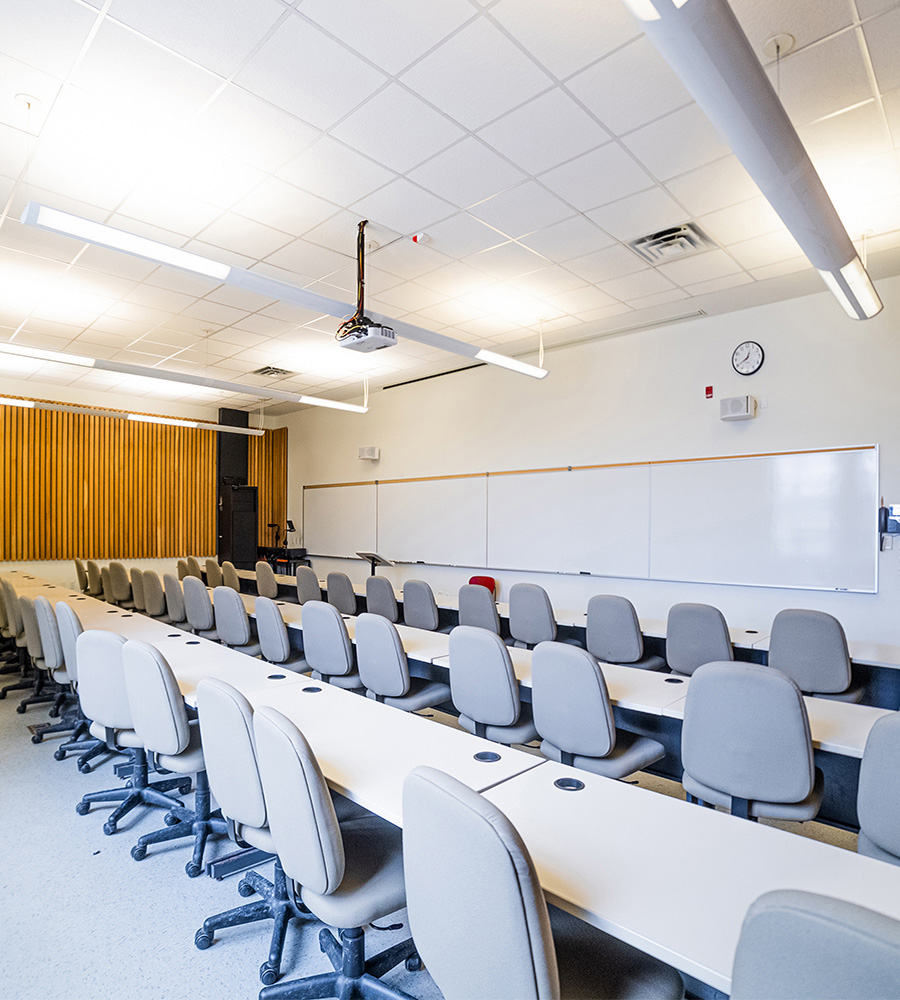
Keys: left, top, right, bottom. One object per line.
{"left": 649, "top": 449, "right": 878, "bottom": 592}
{"left": 487, "top": 466, "right": 651, "bottom": 576}
{"left": 377, "top": 478, "right": 487, "bottom": 567}
{"left": 303, "top": 485, "right": 376, "bottom": 558}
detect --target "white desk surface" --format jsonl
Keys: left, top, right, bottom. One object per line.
{"left": 483, "top": 759, "right": 900, "bottom": 995}
{"left": 638, "top": 618, "right": 767, "bottom": 650}
{"left": 751, "top": 632, "right": 900, "bottom": 670}
{"left": 241, "top": 679, "right": 545, "bottom": 826}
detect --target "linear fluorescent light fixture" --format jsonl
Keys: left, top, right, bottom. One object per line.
{"left": 21, "top": 202, "right": 550, "bottom": 379}
{"left": 619, "top": 0, "right": 883, "bottom": 320}
{"left": 0, "top": 396, "right": 35, "bottom": 408}
{"left": 474, "top": 349, "right": 549, "bottom": 379}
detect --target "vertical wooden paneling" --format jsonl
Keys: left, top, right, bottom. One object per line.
{"left": 0, "top": 406, "right": 217, "bottom": 560}
{"left": 249, "top": 427, "right": 288, "bottom": 542}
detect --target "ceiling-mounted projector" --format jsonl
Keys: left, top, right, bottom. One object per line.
{"left": 336, "top": 220, "right": 397, "bottom": 353}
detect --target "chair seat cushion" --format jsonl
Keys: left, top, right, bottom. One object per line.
{"left": 267, "top": 651, "right": 307, "bottom": 671}
{"left": 88, "top": 721, "right": 143, "bottom": 749}
{"left": 602, "top": 653, "right": 666, "bottom": 672}
{"left": 550, "top": 904, "right": 684, "bottom": 1000}
{"left": 311, "top": 669, "right": 365, "bottom": 690}
{"left": 231, "top": 640, "right": 262, "bottom": 658}
{"left": 458, "top": 701, "right": 539, "bottom": 745}
{"left": 234, "top": 822, "right": 275, "bottom": 854}
{"left": 51, "top": 668, "right": 70, "bottom": 684}
{"left": 196, "top": 628, "right": 219, "bottom": 641}
{"left": 369, "top": 678, "right": 451, "bottom": 712}
{"left": 683, "top": 767, "right": 825, "bottom": 821}
{"left": 857, "top": 831, "right": 900, "bottom": 867}
{"left": 156, "top": 721, "right": 204, "bottom": 774}
{"left": 151, "top": 613, "right": 174, "bottom": 625}
{"left": 812, "top": 683, "right": 865, "bottom": 703}
{"left": 541, "top": 730, "right": 666, "bottom": 780}
{"left": 300, "top": 813, "right": 406, "bottom": 930}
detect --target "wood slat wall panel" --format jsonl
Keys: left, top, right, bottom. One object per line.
{"left": 0, "top": 407, "right": 216, "bottom": 560}
{"left": 249, "top": 427, "right": 288, "bottom": 544}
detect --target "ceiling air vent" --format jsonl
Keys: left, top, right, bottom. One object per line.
{"left": 628, "top": 223, "right": 716, "bottom": 265}
{"left": 250, "top": 365, "right": 295, "bottom": 378}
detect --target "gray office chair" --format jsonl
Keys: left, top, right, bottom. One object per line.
{"left": 74, "top": 558, "right": 89, "bottom": 593}
{"left": 100, "top": 566, "right": 115, "bottom": 603}
{"left": 0, "top": 577, "right": 31, "bottom": 700}
{"left": 365, "top": 575, "right": 398, "bottom": 622}
{"left": 295, "top": 566, "right": 321, "bottom": 604}
{"left": 183, "top": 575, "right": 219, "bottom": 641}
{"left": 177, "top": 559, "right": 189, "bottom": 581}
{"left": 355, "top": 613, "right": 451, "bottom": 711}
{"left": 108, "top": 561, "right": 134, "bottom": 608}
{"left": 326, "top": 572, "right": 357, "bottom": 615}
{"left": 665, "top": 602, "right": 733, "bottom": 676}
{"left": 141, "top": 570, "right": 172, "bottom": 624}
{"left": 586, "top": 594, "right": 665, "bottom": 671}
{"left": 508, "top": 582, "right": 557, "bottom": 648}
{"left": 205, "top": 559, "right": 224, "bottom": 589}
{"left": 448, "top": 625, "right": 538, "bottom": 745}
{"left": 30, "top": 595, "right": 81, "bottom": 743}
{"left": 253, "top": 706, "right": 417, "bottom": 999}
{"left": 122, "top": 640, "right": 228, "bottom": 876}
{"left": 222, "top": 560, "right": 241, "bottom": 592}
{"left": 681, "top": 661, "right": 824, "bottom": 821}
{"left": 402, "top": 766, "right": 685, "bottom": 1000}
{"left": 254, "top": 597, "right": 306, "bottom": 670}
{"left": 457, "top": 582, "right": 501, "bottom": 634}
{"left": 302, "top": 600, "right": 363, "bottom": 690}
{"left": 857, "top": 712, "right": 900, "bottom": 866}
{"left": 74, "top": 630, "right": 192, "bottom": 834}
{"left": 129, "top": 568, "right": 146, "bottom": 612}
{"left": 532, "top": 641, "right": 665, "bottom": 779}
{"left": 767, "top": 608, "right": 864, "bottom": 703}
{"left": 163, "top": 573, "right": 190, "bottom": 629}
{"left": 212, "top": 586, "right": 262, "bottom": 657}
{"left": 731, "top": 889, "right": 900, "bottom": 1000}
{"left": 15, "top": 594, "right": 58, "bottom": 714}
{"left": 186, "top": 556, "right": 204, "bottom": 579}
{"left": 86, "top": 560, "right": 103, "bottom": 597}
{"left": 402, "top": 579, "right": 443, "bottom": 631}
{"left": 54, "top": 601, "right": 105, "bottom": 769}
{"left": 256, "top": 560, "right": 279, "bottom": 600}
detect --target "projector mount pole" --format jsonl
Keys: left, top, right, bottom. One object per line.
{"left": 336, "top": 220, "right": 369, "bottom": 341}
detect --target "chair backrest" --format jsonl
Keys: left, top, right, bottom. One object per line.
{"left": 74, "top": 558, "right": 88, "bottom": 592}
{"left": 34, "top": 596, "right": 65, "bottom": 673}
{"left": 326, "top": 572, "right": 357, "bottom": 615}
{"left": 682, "top": 661, "right": 815, "bottom": 804}
{"left": 186, "top": 556, "right": 204, "bottom": 579}
{"left": 205, "top": 559, "right": 224, "bottom": 589}
{"left": 86, "top": 560, "right": 103, "bottom": 595}
{"left": 254, "top": 596, "right": 292, "bottom": 664}
{"left": 665, "top": 602, "right": 733, "bottom": 675}
{"left": 222, "top": 561, "right": 241, "bottom": 592}
{"left": 55, "top": 602, "right": 84, "bottom": 683}
{"left": 586, "top": 594, "right": 644, "bottom": 664}
{"left": 365, "top": 575, "right": 399, "bottom": 622}
{"left": 508, "top": 583, "right": 557, "bottom": 645}
{"left": 301, "top": 600, "right": 354, "bottom": 677}
{"left": 163, "top": 573, "right": 187, "bottom": 624}
{"left": 2, "top": 578, "right": 23, "bottom": 636}
{"left": 183, "top": 575, "right": 215, "bottom": 631}
{"left": 195, "top": 677, "right": 267, "bottom": 829}
{"left": 857, "top": 712, "right": 900, "bottom": 865}
{"left": 122, "top": 640, "right": 191, "bottom": 757}
{"left": 468, "top": 575, "right": 498, "bottom": 597}
{"left": 403, "top": 579, "right": 440, "bottom": 631}
{"left": 731, "top": 889, "right": 900, "bottom": 1000}
{"left": 213, "top": 585, "right": 253, "bottom": 647}
{"left": 0, "top": 577, "right": 9, "bottom": 630}
{"left": 141, "top": 570, "right": 167, "bottom": 617}
{"left": 18, "top": 596, "right": 43, "bottom": 661}
{"left": 767, "top": 609, "right": 852, "bottom": 695}
{"left": 355, "top": 613, "right": 410, "bottom": 698}
{"left": 254, "top": 706, "right": 345, "bottom": 896}
{"left": 457, "top": 583, "right": 500, "bottom": 633}
{"left": 177, "top": 559, "right": 189, "bottom": 581}
{"left": 255, "top": 560, "right": 279, "bottom": 599}
{"left": 449, "top": 626, "right": 521, "bottom": 727}
{"left": 532, "top": 642, "right": 616, "bottom": 758}
{"left": 129, "top": 568, "right": 146, "bottom": 611}
{"left": 402, "top": 766, "right": 559, "bottom": 1000}
{"left": 75, "top": 630, "right": 131, "bottom": 731}
{"left": 109, "top": 561, "right": 132, "bottom": 603}
{"left": 100, "top": 566, "right": 114, "bottom": 603}
{"left": 295, "top": 566, "right": 320, "bottom": 604}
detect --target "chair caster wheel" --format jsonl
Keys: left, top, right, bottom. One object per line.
{"left": 16, "top": 703, "right": 26, "bottom": 713}
{"left": 103, "top": 821, "right": 117, "bottom": 836}
{"left": 164, "top": 812, "right": 181, "bottom": 826}
{"left": 194, "top": 930, "right": 212, "bottom": 950}
{"left": 31, "top": 733, "right": 43, "bottom": 744}
{"left": 78, "top": 762, "right": 91, "bottom": 774}
{"left": 75, "top": 801, "right": 90, "bottom": 815}
{"left": 405, "top": 956, "right": 422, "bottom": 972}
{"left": 54, "top": 748, "right": 66, "bottom": 760}
{"left": 0, "top": 689, "right": 7, "bottom": 699}
{"left": 131, "top": 844, "right": 147, "bottom": 861}
{"left": 237, "top": 879, "right": 255, "bottom": 897}
{"left": 185, "top": 861, "right": 202, "bottom": 878}
{"left": 260, "top": 963, "right": 279, "bottom": 986}
{"left": 49, "top": 707, "right": 60, "bottom": 718}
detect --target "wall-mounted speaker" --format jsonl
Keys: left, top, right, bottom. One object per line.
{"left": 358, "top": 446, "right": 380, "bottom": 460}
{"left": 720, "top": 395, "right": 757, "bottom": 421}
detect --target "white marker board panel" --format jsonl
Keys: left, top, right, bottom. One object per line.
{"left": 487, "top": 466, "right": 651, "bottom": 576}
{"left": 649, "top": 449, "right": 878, "bottom": 592}
{"left": 303, "top": 485, "right": 376, "bottom": 558}
{"left": 377, "top": 478, "right": 487, "bottom": 567}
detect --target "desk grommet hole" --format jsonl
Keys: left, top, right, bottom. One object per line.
{"left": 664, "top": 677, "right": 684, "bottom": 684}
{"left": 267, "top": 674, "right": 286, "bottom": 680}
{"left": 186, "top": 640, "right": 200, "bottom": 645}
{"left": 121, "top": 614, "right": 133, "bottom": 618}
{"left": 554, "top": 777, "right": 585, "bottom": 792}
{"left": 745, "top": 629, "right": 758, "bottom": 634}
{"left": 167, "top": 634, "right": 180, "bottom": 638}
{"left": 107, "top": 610, "right": 118, "bottom": 614}
{"left": 302, "top": 685, "right": 322, "bottom": 693}
{"left": 473, "top": 751, "right": 501, "bottom": 763}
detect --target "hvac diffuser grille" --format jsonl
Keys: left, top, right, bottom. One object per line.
{"left": 250, "top": 365, "right": 295, "bottom": 378}
{"left": 628, "top": 223, "right": 716, "bottom": 264}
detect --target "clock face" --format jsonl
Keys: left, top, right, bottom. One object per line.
{"left": 732, "top": 341, "right": 764, "bottom": 376}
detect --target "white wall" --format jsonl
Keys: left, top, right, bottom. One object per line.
{"left": 272, "top": 277, "right": 900, "bottom": 644}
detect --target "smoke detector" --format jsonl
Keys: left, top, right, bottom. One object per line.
{"left": 628, "top": 223, "right": 716, "bottom": 265}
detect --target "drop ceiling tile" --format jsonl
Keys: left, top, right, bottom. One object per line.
{"left": 0, "top": 122, "right": 29, "bottom": 179}
{"left": 599, "top": 269, "right": 679, "bottom": 302}
{"left": 573, "top": 302, "right": 633, "bottom": 324}
{"left": 663, "top": 156, "right": 762, "bottom": 217}
{"left": 462, "top": 241, "right": 547, "bottom": 280}
{"left": 455, "top": 315, "right": 520, "bottom": 338}
{"left": 73, "top": 246, "right": 160, "bottom": 282}
{"left": 508, "top": 265, "right": 588, "bottom": 297}
{"left": 625, "top": 288, "right": 691, "bottom": 310}
{"left": 799, "top": 102, "right": 893, "bottom": 173}
{"left": 153, "top": 145, "right": 269, "bottom": 211}
{"left": 469, "top": 181, "right": 576, "bottom": 238}
{"left": 407, "top": 138, "right": 526, "bottom": 210}
{"left": 122, "top": 285, "right": 197, "bottom": 313}
{"left": 193, "top": 212, "right": 293, "bottom": 260}
{"left": 546, "top": 284, "right": 619, "bottom": 313}
{"left": 415, "top": 299, "right": 484, "bottom": 327}
{"left": 478, "top": 88, "right": 610, "bottom": 174}
{"left": 300, "top": 209, "right": 392, "bottom": 257}
{"left": 538, "top": 143, "right": 654, "bottom": 211}
{"left": 278, "top": 135, "right": 398, "bottom": 207}
{"left": 234, "top": 16, "right": 387, "bottom": 130}
{"left": 588, "top": 187, "right": 691, "bottom": 242}
{"left": 748, "top": 256, "right": 811, "bottom": 281}
{"left": 423, "top": 213, "right": 509, "bottom": 258}
{"left": 622, "top": 105, "right": 731, "bottom": 181}
{"left": 683, "top": 272, "right": 755, "bottom": 297}
{"left": 142, "top": 269, "right": 225, "bottom": 298}
{"left": 116, "top": 188, "right": 224, "bottom": 240}
{"left": 371, "top": 283, "right": 450, "bottom": 314}
{"left": 698, "top": 196, "right": 786, "bottom": 247}
{"left": 80, "top": 322, "right": 147, "bottom": 344}
{"left": 351, "top": 178, "right": 457, "bottom": 235}
{"left": 0, "top": 56, "right": 60, "bottom": 134}
{"left": 412, "top": 260, "right": 494, "bottom": 296}
{"left": 230, "top": 314, "right": 295, "bottom": 337}
{"left": 0, "top": 218, "right": 81, "bottom": 265}
{"left": 857, "top": 0, "right": 898, "bottom": 16}
{"left": 1, "top": 0, "right": 96, "bottom": 78}
{"left": 233, "top": 177, "right": 339, "bottom": 237}
{"left": 730, "top": 0, "right": 854, "bottom": 53}
{"left": 566, "top": 36, "right": 693, "bottom": 137}
{"left": 261, "top": 239, "right": 351, "bottom": 279}
{"left": 564, "top": 244, "right": 647, "bottom": 284}
{"left": 655, "top": 249, "right": 743, "bottom": 286}
{"left": 399, "top": 18, "right": 553, "bottom": 130}
{"left": 180, "top": 300, "right": 251, "bottom": 327}
{"left": 27, "top": 141, "right": 138, "bottom": 212}
{"left": 518, "top": 216, "right": 615, "bottom": 262}
{"left": 865, "top": 7, "right": 900, "bottom": 93}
